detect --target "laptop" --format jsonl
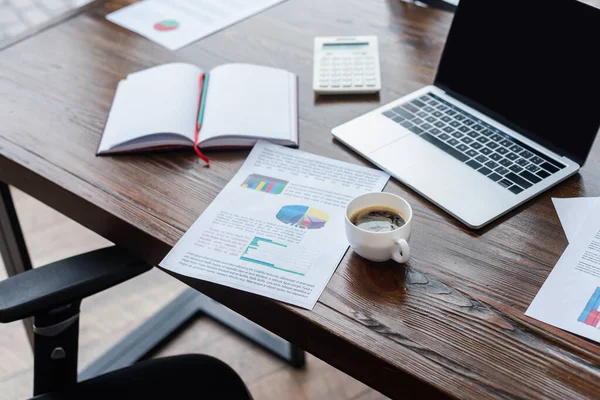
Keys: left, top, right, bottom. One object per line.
{"left": 332, "top": 0, "right": 600, "bottom": 228}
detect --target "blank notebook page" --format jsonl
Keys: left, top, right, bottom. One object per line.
{"left": 199, "top": 63, "right": 296, "bottom": 144}
{"left": 99, "top": 63, "right": 202, "bottom": 152}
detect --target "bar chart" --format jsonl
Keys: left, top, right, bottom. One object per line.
{"left": 240, "top": 236, "right": 317, "bottom": 276}
{"left": 578, "top": 287, "right": 600, "bottom": 328}
{"left": 241, "top": 174, "right": 288, "bottom": 195}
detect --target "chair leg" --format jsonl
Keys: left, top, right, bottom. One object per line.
{"left": 0, "top": 182, "right": 35, "bottom": 348}
{"left": 33, "top": 301, "right": 81, "bottom": 396}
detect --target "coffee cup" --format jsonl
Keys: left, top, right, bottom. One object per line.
{"left": 344, "top": 192, "right": 412, "bottom": 263}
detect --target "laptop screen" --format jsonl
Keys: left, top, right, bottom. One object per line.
{"left": 434, "top": 0, "right": 600, "bottom": 165}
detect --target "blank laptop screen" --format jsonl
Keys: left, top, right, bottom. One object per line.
{"left": 435, "top": 0, "right": 600, "bottom": 165}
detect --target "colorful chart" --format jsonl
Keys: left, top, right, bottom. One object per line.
{"left": 276, "top": 205, "right": 329, "bottom": 230}
{"left": 241, "top": 174, "right": 288, "bottom": 195}
{"left": 579, "top": 287, "right": 600, "bottom": 328}
{"left": 240, "top": 237, "right": 314, "bottom": 276}
{"left": 153, "top": 19, "right": 180, "bottom": 32}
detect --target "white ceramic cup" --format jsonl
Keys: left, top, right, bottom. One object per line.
{"left": 345, "top": 192, "right": 412, "bottom": 263}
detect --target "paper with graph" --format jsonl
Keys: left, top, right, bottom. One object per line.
{"left": 160, "top": 141, "right": 389, "bottom": 309}
{"left": 107, "top": 0, "right": 287, "bottom": 50}
{"left": 526, "top": 203, "right": 600, "bottom": 343}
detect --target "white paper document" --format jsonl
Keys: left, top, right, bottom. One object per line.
{"left": 526, "top": 204, "right": 600, "bottom": 343}
{"left": 552, "top": 197, "right": 600, "bottom": 243}
{"left": 160, "top": 141, "right": 390, "bottom": 309}
{"left": 107, "top": 0, "right": 287, "bottom": 51}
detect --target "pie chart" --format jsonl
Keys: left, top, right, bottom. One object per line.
{"left": 276, "top": 205, "right": 329, "bottom": 230}
{"left": 153, "top": 19, "right": 180, "bottom": 32}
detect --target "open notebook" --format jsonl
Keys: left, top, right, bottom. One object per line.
{"left": 97, "top": 63, "right": 298, "bottom": 157}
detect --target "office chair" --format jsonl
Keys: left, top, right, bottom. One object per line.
{"left": 0, "top": 246, "right": 252, "bottom": 399}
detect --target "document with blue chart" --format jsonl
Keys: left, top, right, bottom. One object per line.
{"left": 160, "top": 141, "right": 389, "bottom": 309}
{"left": 527, "top": 203, "right": 600, "bottom": 343}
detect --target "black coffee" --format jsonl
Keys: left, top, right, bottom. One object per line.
{"left": 349, "top": 206, "right": 406, "bottom": 232}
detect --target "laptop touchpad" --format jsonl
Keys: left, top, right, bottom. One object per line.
{"left": 333, "top": 115, "right": 412, "bottom": 154}
{"left": 369, "top": 134, "right": 474, "bottom": 192}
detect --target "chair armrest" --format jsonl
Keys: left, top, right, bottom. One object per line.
{"left": 0, "top": 246, "right": 152, "bottom": 323}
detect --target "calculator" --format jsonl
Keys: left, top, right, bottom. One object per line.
{"left": 313, "top": 36, "right": 381, "bottom": 95}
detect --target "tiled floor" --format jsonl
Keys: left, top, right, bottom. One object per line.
{"left": 0, "top": 0, "right": 92, "bottom": 42}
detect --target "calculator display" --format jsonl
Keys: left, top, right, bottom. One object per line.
{"left": 322, "top": 42, "right": 369, "bottom": 51}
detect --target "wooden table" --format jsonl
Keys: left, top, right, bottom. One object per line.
{"left": 1, "top": 0, "right": 599, "bottom": 398}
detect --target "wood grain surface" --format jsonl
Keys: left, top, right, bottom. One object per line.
{"left": 0, "top": 0, "right": 599, "bottom": 398}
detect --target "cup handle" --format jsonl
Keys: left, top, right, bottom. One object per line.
{"left": 391, "top": 239, "right": 410, "bottom": 263}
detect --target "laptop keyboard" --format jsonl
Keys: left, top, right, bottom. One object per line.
{"left": 381, "top": 93, "right": 565, "bottom": 194}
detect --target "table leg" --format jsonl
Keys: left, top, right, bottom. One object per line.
{"left": 80, "top": 288, "right": 305, "bottom": 381}
{"left": 0, "top": 182, "right": 35, "bottom": 348}
{"left": 196, "top": 291, "right": 306, "bottom": 368}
